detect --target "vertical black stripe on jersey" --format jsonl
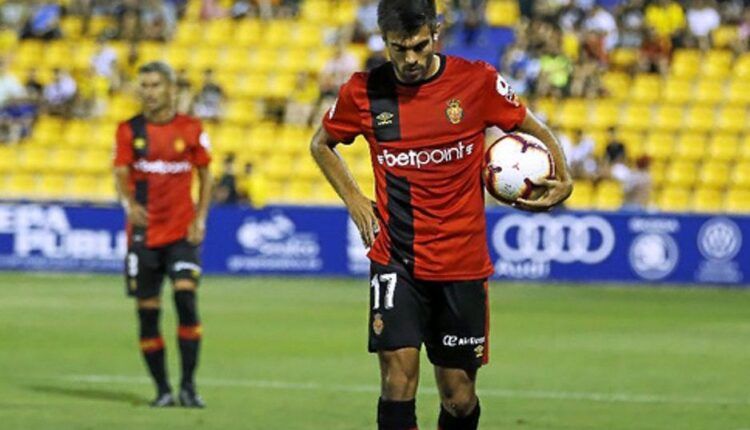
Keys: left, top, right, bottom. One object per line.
{"left": 385, "top": 172, "right": 415, "bottom": 272}
{"left": 367, "top": 64, "right": 401, "bottom": 142}
{"left": 128, "top": 114, "right": 149, "bottom": 242}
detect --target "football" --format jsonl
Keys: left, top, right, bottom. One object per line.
{"left": 483, "top": 132, "right": 555, "bottom": 204}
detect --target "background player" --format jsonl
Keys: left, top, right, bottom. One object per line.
{"left": 113, "top": 61, "right": 212, "bottom": 408}
{"left": 311, "top": 0, "right": 573, "bottom": 428}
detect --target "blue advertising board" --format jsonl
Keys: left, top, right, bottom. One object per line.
{"left": 0, "top": 202, "right": 746, "bottom": 286}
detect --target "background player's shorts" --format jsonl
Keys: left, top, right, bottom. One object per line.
{"left": 125, "top": 239, "right": 202, "bottom": 298}
{"left": 368, "top": 261, "right": 489, "bottom": 371}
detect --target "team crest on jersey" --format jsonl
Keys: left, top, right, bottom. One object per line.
{"left": 133, "top": 138, "right": 146, "bottom": 150}
{"left": 376, "top": 111, "right": 394, "bottom": 127}
{"left": 174, "top": 138, "right": 186, "bottom": 153}
{"left": 445, "top": 99, "right": 464, "bottom": 125}
{"left": 373, "top": 313, "right": 384, "bottom": 336}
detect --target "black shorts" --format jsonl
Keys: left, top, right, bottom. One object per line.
{"left": 125, "top": 239, "right": 201, "bottom": 299}
{"left": 368, "top": 261, "right": 489, "bottom": 371}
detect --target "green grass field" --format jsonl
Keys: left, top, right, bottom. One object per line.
{"left": 0, "top": 273, "right": 749, "bottom": 430}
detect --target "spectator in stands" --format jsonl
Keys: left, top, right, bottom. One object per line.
{"left": 686, "top": 0, "right": 721, "bottom": 51}
{"left": 239, "top": 161, "right": 268, "bottom": 207}
{"left": 562, "top": 129, "right": 598, "bottom": 180}
{"left": 0, "top": 1, "right": 28, "bottom": 31}
{"left": 536, "top": 42, "right": 572, "bottom": 98}
{"left": 644, "top": 0, "right": 686, "bottom": 48}
{"left": 20, "top": 1, "right": 63, "bottom": 40}
{"left": 230, "top": 0, "right": 252, "bottom": 19}
{"left": 75, "top": 67, "right": 109, "bottom": 118}
{"left": 175, "top": 68, "right": 193, "bottom": 114}
{"left": 603, "top": 127, "right": 626, "bottom": 166}
{"left": 638, "top": 26, "right": 672, "bottom": 75}
{"left": 193, "top": 68, "right": 226, "bottom": 122}
{"left": 214, "top": 153, "right": 239, "bottom": 205}
{"left": 91, "top": 38, "right": 120, "bottom": 90}
{"left": 319, "top": 44, "right": 359, "bottom": 99}
{"left": 583, "top": 4, "right": 619, "bottom": 53}
{"left": 737, "top": 8, "right": 750, "bottom": 53}
{"left": 0, "top": 57, "right": 31, "bottom": 144}
{"left": 43, "top": 68, "right": 77, "bottom": 118}
{"left": 141, "top": 0, "right": 175, "bottom": 41}
{"left": 284, "top": 71, "right": 319, "bottom": 126}
{"left": 354, "top": 0, "right": 379, "bottom": 42}
{"left": 114, "top": 0, "right": 141, "bottom": 41}
{"left": 501, "top": 39, "right": 540, "bottom": 94}
{"left": 617, "top": 0, "right": 646, "bottom": 48}
{"left": 24, "top": 69, "right": 44, "bottom": 104}
{"left": 605, "top": 153, "right": 652, "bottom": 211}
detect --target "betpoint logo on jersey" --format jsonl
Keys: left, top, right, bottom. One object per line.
{"left": 376, "top": 141, "right": 474, "bottom": 169}
{"left": 133, "top": 159, "right": 192, "bottom": 175}
{"left": 0, "top": 204, "right": 126, "bottom": 270}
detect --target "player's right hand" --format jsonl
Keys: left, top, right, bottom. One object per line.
{"left": 126, "top": 202, "right": 148, "bottom": 227}
{"left": 346, "top": 193, "right": 379, "bottom": 248}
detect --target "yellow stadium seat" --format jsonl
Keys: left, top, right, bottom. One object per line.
{"left": 611, "top": 49, "right": 638, "bottom": 70}
{"left": 38, "top": 174, "right": 69, "bottom": 199}
{"left": 618, "top": 104, "right": 652, "bottom": 131}
{"left": 264, "top": 20, "right": 294, "bottom": 47}
{"left": 294, "top": 22, "right": 324, "bottom": 48}
{"left": 565, "top": 180, "right": 593, "bottom": 210}
{"left": 532, "top": 98, "right": 557, "bottom": 120}
{"left": 708, "top": 133, "right": 740, "bottom": 161}
{"left": 284, "top": 180, "right": 315, "bottom": 203}
{"left": 588, "top": 100, "right": 619, "bottom": 129}
{"left": 203, "top": 20, "right": 234, "bottom": 46}
{"left": 662, "top": 79, "right": 693, "bottom": 105}
{"left": 173, "top": 21, "right": 202, "bottom": 47}
{"left": 701, "top": 50, "right": 732, "bottom": 79}
{"left": 692, "top": 187, "right": 723, "bottom": 213}
{"left": 734, "top": 53, "right": 750, "bottom": 78}
{"left": 163, "top": 46, "right": 192, "bottom": 71}
{"left": 486, "top": 0, "right": 520, "bottom": 27}
{"left": 224, "top": 101, "right": 259, "bottom": 126}
{"left": 6, "top": 174, "right": 38, "bottom": 198}
{"left": 665, "top": 161, "right": 698, "bottom": 187}
{"left": 60, "top": 16, "right": 83, "bottom": 40}
{"left": 658, "top": 187, "right": 691, "bottom": 212}
{"left": 555, "top": 99, "right": 587, "bottom": 129}
{"left": 631, "top": 74, "right": 662, "bottom": 103}
{"left": 715, "top": 106, "right": 747, "bottom": 134}
{"left": 644, "top": 131, "right": 675, "bottom": 161}
{"left": 652, "top": 104, "right": 683, "bottom": 132}
{"left": 699, "top": 161, "right": 730, "bottom": 189}
{"left": 694, "top": 80, "right": 724, "bottom": 105}
{"left": 683, "top": 106, "right": 715, "bottom": 133}
{"left": 594, "top": 180, "right": 624, "bottom": 211}
{"left": 234, "top": 20, "right": 262, "bottom": 47}
{"left": 79, "top": 150, "right": 111, "bottom": 175}
{"left": 266, "top": 73, "right": 296, "bottom": 98}
{"left": 671, "top": 49, "right": 701, "bottom": 79}
{"left": 649, "top": 161, "right": 666, "bottom": 187}
{"left": 301, "top": 0, "right": 332, "bottom": 23}
{"left": 712, "top": 26, "right": 737, "bottom": 49}
{"left": 19, "top": 147, "right": 52, "bottom": 174}
{"left": 740, "top": 136, "right": 750, "bottom": 161}
{"left": 726, "top": 189, "right": 750, "bottom": 212}
{"left": 732, "top": 162, "right": 750, "bottom": 188}
{"left": 675, "top": 133, "right": 707, "bottom": 161}
{"left": 15, "top": 40, "right": 44, "bottom": 70}
{"left": 601, "top": 72, "right": 631, "bottom": 99}
{"left": 69, "top": 175, "right": 101, "bottom": 200}
{"left": 725, "top": 79, "right": 750, "bottom": 105}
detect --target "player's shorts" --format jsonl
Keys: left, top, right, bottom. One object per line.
{"left": 368, "top": 260, "right": 489, "bottom": 371}
{"left": 125, "top": 239, "right": 202, "bottom": 299}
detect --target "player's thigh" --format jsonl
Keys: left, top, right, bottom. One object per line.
{"left": 125, "top": 245, "right": 166, "bottom": 299}
{"left": 425, "top": 279, "right": 489, "bottom": 371}
{"left": 368, "top": 261, "right": 429, "bottom": 353}
{"left": 166, "top": 239, "right": 202, "bottom": 290}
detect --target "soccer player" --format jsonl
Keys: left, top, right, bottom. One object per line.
{"left": 310, "top": 1, "right": 572, "bottom": 428}
{"left": 113, "top": 61, "right": 212, "bottom": 408}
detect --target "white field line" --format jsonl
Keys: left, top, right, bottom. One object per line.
{"left": 60, "top": 374, "right": 750, "bottom": 406}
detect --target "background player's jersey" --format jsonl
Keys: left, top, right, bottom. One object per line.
{"left": 323, "top": 54, "right": 526, "bottom": 281}
{"left": 114, "top": 114, "right": 211, "bottom": 248}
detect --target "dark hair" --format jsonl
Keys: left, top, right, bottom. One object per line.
{"left": 138, "top": 61, "right": 176, "bottom": 84}
{"left": 378, "top": 0, "right": 437, "bottom": 35}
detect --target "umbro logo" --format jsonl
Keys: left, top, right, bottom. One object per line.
{"left": 375, "top": 111, "right": 394, "bottom": 127}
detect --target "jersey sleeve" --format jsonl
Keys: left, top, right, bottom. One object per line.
{"left": 322, "top": 76, "right": 362, "bottom": 144}
{"left": 192, "top": 122, "right": 212, "bottom": 168}
{"left": 480, "top": 63, "right": 527, "bottom": 131}
{"left": 113, "top": 122, "right": 134, "bottom": 167}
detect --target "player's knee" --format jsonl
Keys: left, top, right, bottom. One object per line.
{"left": 137, "top": 296, "right": 161, "bottom": 309}
{"left": 173, "top": 279, "right": 197, "bottom": 291}
{"left": 380, "top": 354, "right": 419, "bottom": 399}
{"left": 439, "top": 385, "right": 477, "bottom": 417}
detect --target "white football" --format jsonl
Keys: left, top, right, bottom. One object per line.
{"left": 483, "top": 132, "right": 555, "bottom": 204}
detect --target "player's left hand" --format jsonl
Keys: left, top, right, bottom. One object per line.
{"left": 187, "top": 218, "right": 206, "bottom": 245}
{"left": 515, "top": 177, "right": 573, "bottom": 212}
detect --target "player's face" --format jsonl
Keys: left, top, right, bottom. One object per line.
{"left": 138, "top": 71, "right": 173, "bottom": 113}
{"left": 384, "top": 25, "right": 438, "bottom": 84}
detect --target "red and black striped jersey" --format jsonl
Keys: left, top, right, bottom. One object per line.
{"left": 114, "top": 114, "right": 211, "bottom": 248}
{"left": 323, "top": 54, "right": 526, "bottom": 281}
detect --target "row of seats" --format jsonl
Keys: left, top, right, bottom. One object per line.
{"left": 601, "top": 73, "right": 750, "bottom": 104}
{"left": 611, "top": 48, "right": 750, "bottom": 79}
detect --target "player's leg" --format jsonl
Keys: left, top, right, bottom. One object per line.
{"left": 426, "top": 280, "right": 489, "bottom": 430}
{"left": 126, "top": 246, "right": 172, "bottom": 406}
{"left": 167, "top": 239, "right": 204, "bottom": 408}
{"left": 369, "top": 262, "right": 428, "bottom": 430}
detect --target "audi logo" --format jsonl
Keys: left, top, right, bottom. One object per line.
{"left": 491, "top": 214, "right": 616, "bottom": 264}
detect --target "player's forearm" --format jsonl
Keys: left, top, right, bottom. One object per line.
{"left": 195, "top": 167, "right": 212, "bottom": 223}
{"left": 519, "top": 110, "right": 571, "bottom": 182}
{"left": 113, "top": 166, "right": 135, "bottom": 206}
{"left": 310, "top": 129, "right": 364, "bottom": 206}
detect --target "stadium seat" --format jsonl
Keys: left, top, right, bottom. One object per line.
{"left": 732, "top": 162, "right": 750, "bottom": 189}
{"left": 714, "top": 106, "right": 747, "bottom": 134}
{"left": 556, "top": 99, "right": 588, "bottom": 129}
{"left": 665, "top": 161, "right": 698, "bottom": 187}
{"left": 683, "top": 106, "right": 716, "bottom": 133}
{"left": 707, "top": 133, "right": 740, "bottom": 162}
{"left": 6, "top": 174, "right": 38, "bottom": 199}
{"left": 734, "top": 53, "right": 750, "bottom": 79}
{"left": 234, "top": 20, "right": 262, "bottom": 47}
{"left": 203, "top": 20, "right": 234, "bottom": 47}
{"left": 618, "top": 104, "right": 652, "bottom": 131}
{"left": 69, "top": 175, "right": 101, "bottom": 201}
{"left": 38, "top": 174, "right": 69, "bottom": 200}
{"left": 652, "top": 104, "right": 683, "bottom": 132}
{"left": 671, "top": 50, "right": 701, "bottom": 79}
{"left": 725, "top": 79, "right": 750, "bottom": 105}
{"left": 662, "top": 79, "right": 693, "bottom": 105}
{"left": 610, "top": 49, "right": 638, "bottom": 70}
{"left": 712, "top": 26, "right": 737, "bottom": 49}
{"left": 694, "top": 80, "right": 724, "bottom": 106}
{"left": 701, "top": 50, "right": 733, "bottom": 79}
{"left": 486, "top": 0, "right": 520, "bottom": 27}
{"left": 649, "top": 161, "right": 666, "bottom": 187}
{"left": 565, "top": 180, "right": 593, "bottom": 209}
{"left": 692, "top": 187, "right": 723, "bottom": 213}
{"left": 588, "top": 100, "right": 619, "bottom": 129}
{"left": 725, "top": 189, "right": 750, "bottom": 213}
{"left": 594, "top": 180, "right": 624, "bottom": 211}
{"left": 658, "top": 187, "right": 691, "bottom": 212}
{"left": 675, "top": 133, "right": 707, "bottom": 161}
{"left": 644, "top": 131, "right": 675, "bottom": 161}
{"left": 631, "top": 74, "right": 662, "bottom": 103}
{"left": 699, "top": 161, "right": 730, "bottom": 189}
{"left": 600, "top": 72, "right": 631, "bottom": 100}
